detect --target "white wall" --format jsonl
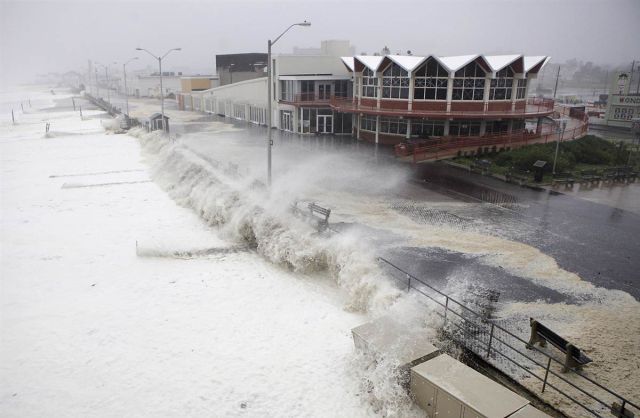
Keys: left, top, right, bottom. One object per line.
{"left": 127, "top": 76, "right": 182, "bottom": 98}
{"left": 276, "top": 55, "right": 350, "bottom": 77}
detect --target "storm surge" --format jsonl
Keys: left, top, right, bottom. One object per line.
{"left": 130, "top": 127, "right": 401, "bottom": 313}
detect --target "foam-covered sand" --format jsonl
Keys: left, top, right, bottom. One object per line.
{"left": 0, "top": 90, "right": 387, "bottom": 417}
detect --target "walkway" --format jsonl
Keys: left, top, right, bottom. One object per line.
{"left": 400, "top": 106, "right": 588, "bottom": 163}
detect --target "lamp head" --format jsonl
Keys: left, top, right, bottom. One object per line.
{"left": 135, "top": 48, "right": 143, "bottom": 51}
{"left": 298, "top": 21, "right": 311, "bottom": 27}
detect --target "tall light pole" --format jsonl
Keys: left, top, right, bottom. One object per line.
{"left": 136, "top": 47, "right": 182, "bottom": 132}
{"left": 552, "top": 118, "right": 567, "bottom": 175}
{"left": 267, "top": 20, "right": 311, "bottom": 186}
{"left": 96, "top": 62, "right": 116, "bottom": 104}
{"left": 229, "top": 63, "right": 235, "bottom": 84}
{"left": 94, "top": 67, "right": 100, "bottom": 98}
{"left": 552, "top": 65, "right": 561, "bottom": 99}
{"left": 122, "top": 57, "right": 138, "bottom": 116}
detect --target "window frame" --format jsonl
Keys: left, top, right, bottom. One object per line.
{"left": 452, "top": 61, "right": 486, "bottom": 101}
{"left": 361, "top": 68, "right": 378, "bottom": 98}
{"left": 381, "top": 63, "right": 410, "bottom": 100}
{"left": 414, "top": 58, "right": 449, "bottom": 101}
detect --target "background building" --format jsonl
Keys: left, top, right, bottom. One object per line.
{"left": 127, "top": 72, "right": 183, "bottom": 98}
{"left": 216, "top": 53, "right": 267, "bottom": 86}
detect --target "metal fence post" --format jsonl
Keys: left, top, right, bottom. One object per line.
{"left": 444, "top": 296, "right": 449, "bottom": 323}
{"left": 487, "top": 323, "right": 495, "bottom": 357}
{"left": 542, "top": 357, "right": 552, "bottom": 393}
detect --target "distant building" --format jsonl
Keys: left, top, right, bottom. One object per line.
{"left": 127, "top": 73, "right": 183, "bottom": 98}
{"left": 180, "top": 76, "right": 219, "bottom": 93}
{"left": 216, "top": 53, "right": 267, "bottom": 86}
{"left": 292, "top": 40, "right": 355, "bottom": 57}
{"left": 603, "top": 72, "right": 640, "bottom": 129}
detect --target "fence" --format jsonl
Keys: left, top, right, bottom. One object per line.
{"left": 330, "top": 97, "right": 555, "bottom": 119}
{"left": 377, "top": 256, "right": 639, "bottom": 418}
{"left": 84, "top": 93, "right": 141, "bottom": 129}
{"left": 406, "top": 110, "right": 589, "bottom": 163}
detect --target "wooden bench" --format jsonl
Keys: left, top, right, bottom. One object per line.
{"left": 552, "top": 173, "right": 575, "bottom": 187}
{"left": 506, "top": 171, "right": 529, "bottom": 185}
{"left": 526, "top": 318, "right": 592, "bottom": 372}
{"left": 470, "top": 160, "right": 492, "bottom": 175}
{"left": 291, "top": 201, "right": 332, "bottom": 232}
{"left": 307, "top": 203, "right": 331, "bottom": 232}
{"left": 579, "top": 170, "right": 601, "bottom": 183}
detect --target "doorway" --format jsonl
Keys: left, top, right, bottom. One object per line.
{"left": 317, "top": 114, "right": 333, "bottom": 134}
{"left": 318, "top": 83, "right": 332, "bottom": 100}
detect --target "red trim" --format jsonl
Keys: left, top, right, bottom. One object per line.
{"left": 332, "top": 96, "right": 554, "bottom": 119}
{"left": 380, "top": 99, "right": 409, "bottom": 110}
{"left": 451, "top": 102, "right": 484, "bottom": 112}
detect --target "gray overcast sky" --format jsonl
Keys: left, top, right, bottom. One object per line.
{"left": 1, "top": 0, "right": 639, "bottom": 87}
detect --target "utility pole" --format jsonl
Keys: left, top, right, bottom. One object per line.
{"left": 122, "top": 57, "right": 138, "bottom": 117}
{"left": 631, "top": 60, "right": 636, "bottom": 95}
{"left": 552, "top": 65, "right": 561, "bottom": 99}
{"left": 552, "top": 118, "right": 567, "bottom": 175}
{"left": 95, "top": 67, "right": 100, "bottom": 98}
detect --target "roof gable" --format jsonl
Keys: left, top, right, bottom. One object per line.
{"left": 354, "top": 55, "right": 384, "bottom": 72}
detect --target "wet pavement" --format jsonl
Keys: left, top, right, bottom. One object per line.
{"left": 414, "top": 164, "right": 640, "bottom": 299}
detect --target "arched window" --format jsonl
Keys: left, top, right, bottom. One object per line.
{"left": 489, "top": 66, "right": 514, "bottom": 100}
{"left": 382, "top": 63, "right": 409, "bottom": 99}
{"left": 362, "top": 68, "right": 378, "bottom": 98}
{"left": 452, "top": 61, "right": 485, "bottom": 101}
{"left": 414, "top": 59, "right": 448, "bottom": 100}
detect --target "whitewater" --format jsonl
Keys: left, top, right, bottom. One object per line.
{"left": 1, "top": 86, "right": 638, "bottom": 417}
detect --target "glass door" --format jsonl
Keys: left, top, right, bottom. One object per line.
{"left": 317, "top": 115, "right": 333, "bottom": 134}
{"left": 318, "top": 83, "right": 331, "bottom": 100}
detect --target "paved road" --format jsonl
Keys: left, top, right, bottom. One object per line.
{"left": 415, "top": 163, "right": 640, "bottom": 299}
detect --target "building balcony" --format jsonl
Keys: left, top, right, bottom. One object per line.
{"left": 330, "top": 96, "right": 555, "bottom": 119}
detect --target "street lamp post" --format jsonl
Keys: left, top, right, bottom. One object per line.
{"left": 122, "top": 57, "right": 138, "bottom": 117}
{"left": 94, "top": 67, "right": 100, "bottom": 98}
{"left": 552, "top": 118, "right": 568, "bottom": 175}
{"left": 266, "top": 20, "right": 311, "bottom": 186}
{"left": 136, "top": 47, "right": 182, "bottom": 132}
{"left": 96, "top": 62, "right": 117, "bottom": 105}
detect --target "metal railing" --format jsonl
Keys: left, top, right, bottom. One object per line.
{"left": 280, "top": 93, "right": 350, "bottom": 105}
{"left": 330, "top": 96, "right": 555, "bottom": 119}
{"left": 377, "top": 256, "right": 639, "bottom": 417}
{"left": 405, "top": 109, "right": 588, "bottom": 162}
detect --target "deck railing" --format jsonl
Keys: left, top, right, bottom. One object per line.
{"left": 330, "top": 96, "right": 555, "bottom": 118}
{"left": 403, "top": 108, "right": 589, "bottom": 163}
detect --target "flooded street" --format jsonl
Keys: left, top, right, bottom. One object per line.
{"left": 165, "top": 109, "right": 639, "bottom": 303}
